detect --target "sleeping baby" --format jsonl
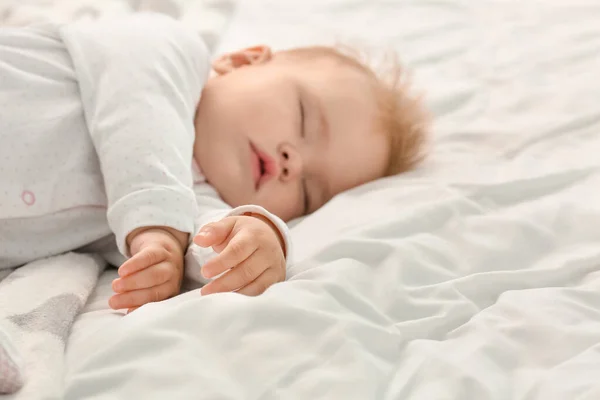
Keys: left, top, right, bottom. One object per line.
{"left": 0, "top": 14, "right": 427, "bottom": 312}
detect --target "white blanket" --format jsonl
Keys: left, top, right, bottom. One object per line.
{"left": 0, "top": 253, "right": 104, "bottom": 399}
{"left": 61, "top": 0, "right": 600, "bottom": 399}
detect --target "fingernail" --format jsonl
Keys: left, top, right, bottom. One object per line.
{"left": 108, "top": 296, "right": 117, "bottom": 309}
{"left": 112, "top": 279, "right": 122, "bottom": 292}
{"left": 194, "top": 228, "right": 213, "bottom": 246}
{"left": 201, "top": 266, "right": 211, "bottom": 279}
{"left": 199, "top": 226, "right": 213, "bottom": 236}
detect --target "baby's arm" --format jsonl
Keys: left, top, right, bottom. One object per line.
{"left": 60, "top": 15, "right": 211, "bottom": 309}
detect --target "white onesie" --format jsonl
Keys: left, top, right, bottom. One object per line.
{"left": 0, "top": 14, "right": 292, "bottom": 285}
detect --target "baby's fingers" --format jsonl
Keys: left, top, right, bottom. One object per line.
{"left": 201, "top": 231, "right": 258, "bottom": 279}
{"left": 236, "top": 268, "right": 283, "bottom": 296}
{"left": 112, "top": 261, "right": 177, "bottom": 293}
{"left": 118, "top": 246, "right": 168, "bottom": 277}
{"left": 193, "top": 218, "right": 237, "bottom": 250}
{"left": 108, "top": 281, "right": 176, "bottom": 310}
{"left": 201, "top": 251, "right": 265, "bottom": 295}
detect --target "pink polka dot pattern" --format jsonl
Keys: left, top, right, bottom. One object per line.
{"left": 21, "top": 190, "right": 35, "bottom": 206}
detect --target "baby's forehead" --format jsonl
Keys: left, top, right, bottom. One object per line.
{"left": 278, "top": 47, "right": 372, "bottom": 75}
{"left": 281, "top": 54, "right": 376, "bottom": 93}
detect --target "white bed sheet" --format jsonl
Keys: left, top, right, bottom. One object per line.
{"left": 0, "top": 0, "right": 235, "bottom": 51}
{"left": 64, "top": 0, "right": 600, "bottom": 399}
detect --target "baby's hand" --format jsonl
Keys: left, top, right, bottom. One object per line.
{"left": 109, "top": 228, "right": 186, "bottom": 313}
{"left": 194, "top": 214, "right": 286, "bottom": 296}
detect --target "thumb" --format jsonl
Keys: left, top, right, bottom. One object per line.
{"left": 193, "top": 217, "right": 236, "bottom": 251}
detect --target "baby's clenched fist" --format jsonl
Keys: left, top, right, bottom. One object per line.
{"left": 110, "top": 227, "right": 187, "bottom": 313}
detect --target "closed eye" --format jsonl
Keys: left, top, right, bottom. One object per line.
{"left": 299, "top": 96, "right": 306, "bottom": 137}
{"left": 299, "top": 94, "right": 309, "bottom": 214}
{"left": 302, "top": 178, "right": 310, "bottom": 214}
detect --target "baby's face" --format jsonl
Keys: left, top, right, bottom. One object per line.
{"left": 193, "top": 47, "right": 389, "bottom": 221}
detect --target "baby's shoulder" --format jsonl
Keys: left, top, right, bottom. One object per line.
{"left": 61, "top": 13, "right": 210, "bottom": 85}
{"left": 120, "top": 13, "right": 207, "bottom": 52}
{"left": 63, "top": 13, "right": 209, "bottom": 62}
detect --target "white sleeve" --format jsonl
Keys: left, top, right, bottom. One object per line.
{"left": 184, "top": 183, "right": 293, "bottom": 287}
{"left": 60, "top": 14, "right": 210, "bottom": 256}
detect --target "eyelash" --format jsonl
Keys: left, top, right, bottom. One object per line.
{"left": 299, "top": 98, "right": 309, "bottom": 214}
{"left": 299, "top": 99, "right": 306, "bottom": 138}
{"left": 302, "top": 179, "right": 309, "bottom": 214}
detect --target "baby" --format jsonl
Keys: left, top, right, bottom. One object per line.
{"left": 0, "top": 14, "right": 427, "bottom": 312}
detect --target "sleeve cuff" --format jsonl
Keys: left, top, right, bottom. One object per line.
{"left": 108, "top": 188, "right": 197, "bottom": 257}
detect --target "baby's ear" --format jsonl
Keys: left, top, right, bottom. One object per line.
{"left": 212, "top": 45, "right": 272, "bottom": 75}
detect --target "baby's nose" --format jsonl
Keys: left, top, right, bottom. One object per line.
{"left": 278, "top": 144, "right": 302, "bottom": 181}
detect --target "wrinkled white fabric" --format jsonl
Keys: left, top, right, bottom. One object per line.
{"left": 64, "top": 1, "right": 600, "bottom": 399}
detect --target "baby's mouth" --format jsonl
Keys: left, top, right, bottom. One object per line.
{"left": 250, "top": 142, "right": 276, "bottom": 190}
{"left": 250, "top": 142, "right": 264, "bottom": 190}
{"left": 259, "top": 157, "right": 266, "bottom": 178}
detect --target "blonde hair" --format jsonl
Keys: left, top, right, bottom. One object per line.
{"left": 281, "top": 46, "right": 429, "bottom": 177}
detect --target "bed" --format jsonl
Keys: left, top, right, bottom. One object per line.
{"left": 3, "top": 0, "right": 600, "bottom": 398}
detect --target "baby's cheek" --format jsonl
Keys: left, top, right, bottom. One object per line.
{"left": 255, "top": 191, "right": 299, "bottom": 222}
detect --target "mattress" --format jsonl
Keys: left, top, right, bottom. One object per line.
{"left": 54, "top": 0, "right": 600, "bottom": 398}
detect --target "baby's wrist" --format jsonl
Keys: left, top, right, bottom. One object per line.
{"left": 244, "top": 212, "right": 286, "bottom": 257}
{"left": 127, "top": 226, "right": 189, "bottom": 255}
